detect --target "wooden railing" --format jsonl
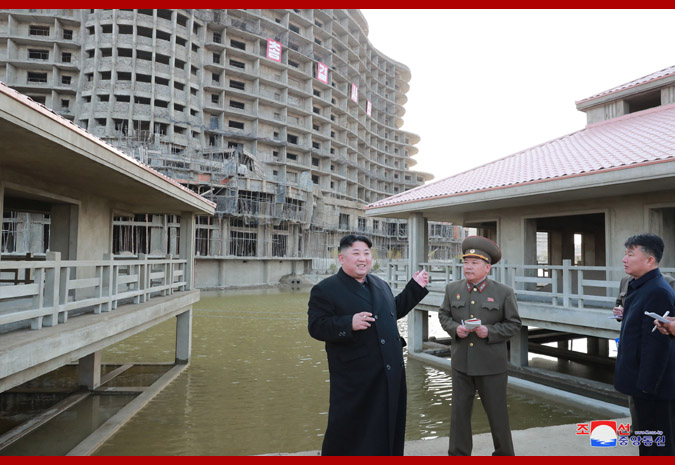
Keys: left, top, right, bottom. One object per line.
{"left": 0, "top": 252, "right": 187, "bottom": 330}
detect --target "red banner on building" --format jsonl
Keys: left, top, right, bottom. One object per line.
{"left": 266, "top": 39, "right": 282, "bottom": 62}
{"left": 317, "top": 62, "right": 329, "bottom": 84}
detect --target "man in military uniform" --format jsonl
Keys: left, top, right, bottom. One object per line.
{"left": 439, "top": 236, "right": 522, "bottom": 456}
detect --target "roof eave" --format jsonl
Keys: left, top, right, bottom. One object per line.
{"left": 366, "top": 159, "right": 675, "bottom": 220}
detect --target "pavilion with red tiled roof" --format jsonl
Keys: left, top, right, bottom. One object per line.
{"left": 365, "top": 64, "right": 675, "bottom": 372}
{"left": 366, "top": 101, "right": 675, "bottom": 220}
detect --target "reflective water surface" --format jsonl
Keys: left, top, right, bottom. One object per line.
{"left": 93, "top": 288, "right": 606, "bottom": 456}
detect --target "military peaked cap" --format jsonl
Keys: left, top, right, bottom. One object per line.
{"left": 462, "top": 236, "right": 502, "bottom": 264}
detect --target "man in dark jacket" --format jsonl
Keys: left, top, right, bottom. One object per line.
{"left": 308, "top": 234, "right": 429, "bottom": 455}
{"left": 614, "top": 233, "right": 675, "bottom": 456}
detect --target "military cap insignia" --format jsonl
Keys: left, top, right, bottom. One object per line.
{"left": 456, "top": 293, "right": 461, "bottom": 300}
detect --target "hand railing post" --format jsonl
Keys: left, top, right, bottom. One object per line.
{"left": 43, "top": 251, "right": 61, "bottom": 327}
{"left": 562, "top": 259, "right": 571, "bottom": 307}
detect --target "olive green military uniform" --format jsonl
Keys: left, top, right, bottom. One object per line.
{"left": 438, "top": 236, "right": 522, "bottom": 456}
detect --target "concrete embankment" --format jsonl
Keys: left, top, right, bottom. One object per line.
{"left": 268, "top": 417, "right": 638, "bottom": 456}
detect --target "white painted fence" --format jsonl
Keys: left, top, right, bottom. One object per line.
{"left": 0, "top": 252, "right": 187, "bottom": 330}
{"left": 381, "top": 259, "right": 675, "bottom": 310}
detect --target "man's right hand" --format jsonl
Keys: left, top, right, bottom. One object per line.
{"left": 613, "top": 305, "right": 624, "bottom": 319}
{"left": 352, "top": 312, "right": 375, "bottom": 331}
{"left": 456, "top": 325, "right": 470, "bottom": 338}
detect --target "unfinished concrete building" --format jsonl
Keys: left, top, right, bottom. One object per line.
{"left": 0, "top": 9, "right": 462, "bottom": 285}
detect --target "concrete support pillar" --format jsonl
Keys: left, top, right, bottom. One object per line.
{"left": 509, "top": 325, "right": 529, "bottom": 367}
{"left": 407, "top": 213, "right": 428, "bottom": 354}
{"left": 587, "top": 337, "right": 609, "bottom": 357}
{"left": 524, "top": 219, "right": 538, "bottom": 290}
{"left": 78, "top": 351, "right": 101, "bottom": 390}
{"left": 176, "top": 308, "right": 192, "bottom": 364}
{"left": 51, "top": 204, "right": 79, "bottom": 260}
{"left": 179, "top": 212, "right": 196, "bottom": 290}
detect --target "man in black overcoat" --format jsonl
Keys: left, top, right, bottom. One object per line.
{"left": 614, "top": 234, "right": 675, "bottom": 456}
{"left": 308, "top": 234, "right": 429, "bottom": 455}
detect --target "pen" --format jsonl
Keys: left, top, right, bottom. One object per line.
{"left": 652, "top": 311, "right": 670, "bottom": 332}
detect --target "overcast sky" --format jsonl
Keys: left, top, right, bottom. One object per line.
{"left": 361, "top": 9, "right": 675, "bottom": 182}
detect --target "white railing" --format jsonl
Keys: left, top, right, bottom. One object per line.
{"left": 0, "top": 252, "right": 187, "bottom": 331}
{"left": 381, "top": 259, "right": 675, "bottom": 310}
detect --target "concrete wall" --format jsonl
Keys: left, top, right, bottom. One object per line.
{"left": 194, "top": 257, "right": 312, "bottom": 288}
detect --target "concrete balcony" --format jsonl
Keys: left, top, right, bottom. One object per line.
{"left": 0, "top": 253, "right": 194, "bottom": 393}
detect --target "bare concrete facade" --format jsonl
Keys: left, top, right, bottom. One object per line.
{"left": 0, "top": 9, "right": 465, "bottom": 279}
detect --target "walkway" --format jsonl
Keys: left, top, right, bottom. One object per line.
{"left": 271, "top": 417, "right": 639, "bottom": 456}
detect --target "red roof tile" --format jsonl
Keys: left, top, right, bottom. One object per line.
{"left": 367, "top": 102, "right": 675, "bottom": 210}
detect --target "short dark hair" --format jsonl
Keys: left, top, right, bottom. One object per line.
{"left": 339, "top": 234, "right": 372, "bottom": 252}
{"left": 624, "top": 233, "right": 664, "bottom": 263}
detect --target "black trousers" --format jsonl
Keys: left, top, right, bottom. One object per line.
{"left": 633, "top": 396, "right": 675, "bottom": 456}
{"left": 448, "top": 369, "right": 515, "bottom": 456}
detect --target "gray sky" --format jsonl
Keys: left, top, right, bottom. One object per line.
{"left": 362, "top": 9, "right": 675, "bottom": 181}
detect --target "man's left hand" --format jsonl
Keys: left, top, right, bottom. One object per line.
{"left": 413, "top": 270, "right": 429, "bottom": 288}
{"left": 474, "top": 325, "right": 488, "bottom": 338}
{"left": 655, "top": 316, "right": 675, "bottom": 336}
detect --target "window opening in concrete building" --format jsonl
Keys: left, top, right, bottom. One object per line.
{"left": 230, "top": 39, "right": 246, "bottom": 51}
{"left": 27, "top": 72, "right": 47, "bottom": 84}
{"left": 272, "top": 234, "right": 288, "bottom": 257}
{"left": 574, "top": 234, "right": 583, "bottom": 266}
{"left": 230, "top": 59, "right": 245, "bottom": 69}
{"left": 62, "top": 52, "right": 71, "bottom": 63}
{"left": 156, "top": 30, "right": 171, "bottom": 42}
{"left": 28, "top": 49, "right": 49, "bottom": 60}
{"left": 229, "top": 121, "right": 244, "bottom": 129}
{"left": 230, "top": 231, "right": 256, "bottom": 257}
{"left": 29, "top": 25, "right": 50, "bottom": 36}
{"left": 1, "top": 211, "right": 18, "bottom": 253}
{"left": 61, "top": 75, "right": 71, "bottom": 85}
{"left": 339, "top": 213, "right": 350, "bottom": 230}
{"left": 230, "top": 100, "right": 245, "bottom": 110}
{"left": 626, "top": 89, "right": 661, "bottom": 114}
{"left": 230, "top": 80, "right": 245, "bottom": 90}
{"left": 63, "top": 29, "right": 73, "bottom": 40}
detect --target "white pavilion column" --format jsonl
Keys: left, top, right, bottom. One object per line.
{"left": 407, "top": 213, "right": 428, "bottom": 354}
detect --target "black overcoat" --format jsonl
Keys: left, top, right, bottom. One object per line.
{"left": 614, "top": 268, "right": 675, "bottom": 400}
{"left": 308, "top": 268, "right": 428, "bottom": 455}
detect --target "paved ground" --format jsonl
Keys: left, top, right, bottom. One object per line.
{"left": 268, "top": 417, "right": 639, "bottom": 456}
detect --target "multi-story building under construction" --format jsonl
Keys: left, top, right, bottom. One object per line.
{"left": 0, "top": 9, "right": 464, "bottom": 284}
